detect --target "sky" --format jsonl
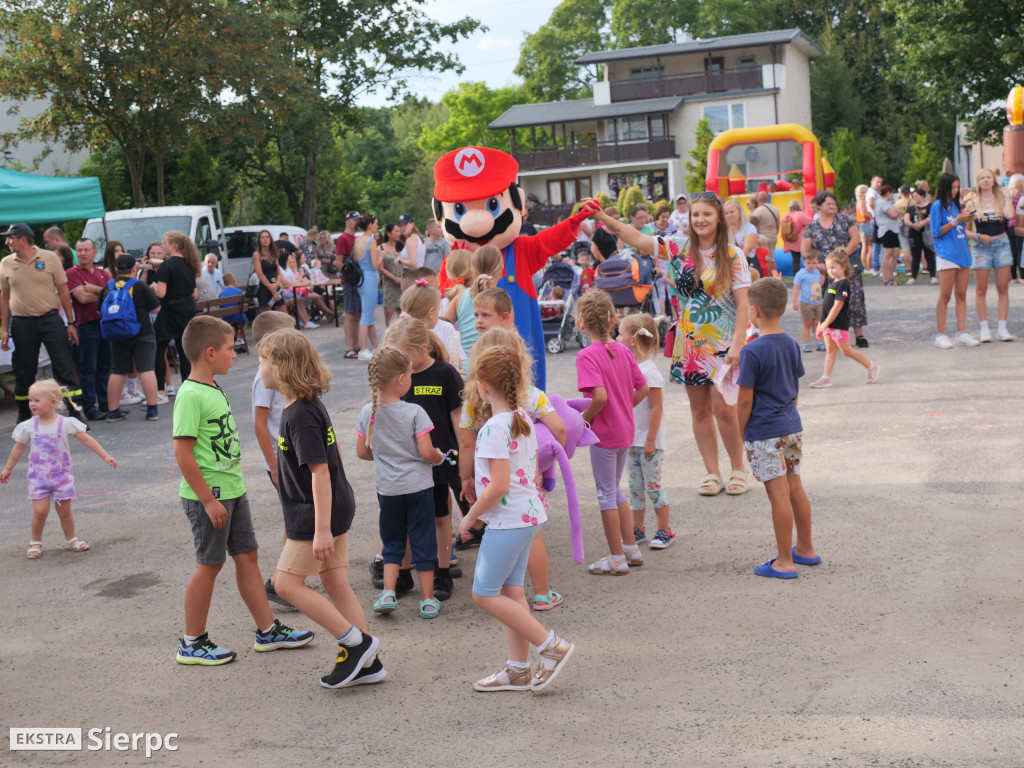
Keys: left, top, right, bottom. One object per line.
{"left": 356, "top": 0, "right": 555, "bottom": 107}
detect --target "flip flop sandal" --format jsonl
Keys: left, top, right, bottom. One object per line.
{"left": 532, "top": 590, "right": 564, "bottom": 611}
{"left": 725, "top": 471, "right": 749, "bottom": 496}
{"left": 63, "top": 537, "right": 90, "bottom": 552}
{"left": 344, "top": 349, "right": 359, "bottom": 359}
{"left": 419, "top": 597, "right": 440, "bottom": 619}
{"left": 698, "top": 473, "right": 723, "bottom": 496}
{"left": 587, "top": 556, "right": 628, "bottom": 575}
{"left": 26, "top": 541, "right": 42, "bottom": 559}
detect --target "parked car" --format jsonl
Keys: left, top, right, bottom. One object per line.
{"left": 82, "top": 205, "right": 226, "bottom": 261}
{"left": 224, "top": 225, "right": 308, "bottom": 262}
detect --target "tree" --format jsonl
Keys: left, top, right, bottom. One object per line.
{"left": 685, "top": 117, "right": 714, "bottom": 194}
{"left": 0, "top": 0, "right": 270, "bottom": 206}
{"left": 234, "top": 0, "right": 482, "bottom": 227}
{"left": 903, "top": 133, "right": 942, "bottom": 192}
{"left": 887, "top": 0, "right": 1024, "bottom": 144}
{"left": 810, "top": 51, "right": 864, "bottom": 139}
{"left": 826, "top": 127, "right": 862, "bottom": 204}
{"left": 418, "top": 83, "right": 528, "bottom": 157}
{"left": 514, "top": 0, "right": 609, "bottom": 103}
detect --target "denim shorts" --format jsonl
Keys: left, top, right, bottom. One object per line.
{"left": 182, "top": 493, "right": 258, "bottom": 565}
{"left": 472, "top": 525, "right": 539, "bottom": 597}
{"left": 971, "top": 237, "right": 1012, "bottom": 270}
{"left": 744, "top": 433, "right": 802, "bottom": 483}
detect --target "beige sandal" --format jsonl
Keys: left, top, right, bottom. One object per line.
{"left": 63, "top": 537, "right": 90, "bottom": 552}
{"left": 26, "top": 541, "right": 42, "bottom": 559}
{"left": 725, "top": 471, "right": 749, "bottom": 496}
{"left": 698, "top": 473, "right": 723, "bottom": 496}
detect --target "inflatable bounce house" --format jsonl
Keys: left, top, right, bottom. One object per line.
{"left": 705, "top": 124, "right": 834, "bottom": 275}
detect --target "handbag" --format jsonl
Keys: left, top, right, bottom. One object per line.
{"left": 340, "top": 257, "right": 363, "bottom": 288}
{"left": 663, "top": 320, "right": 677, "bottom": 358}
{"left": 244, "top": 269, "right": 259, "bottom": 299}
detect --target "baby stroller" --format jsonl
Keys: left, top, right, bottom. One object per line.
{"left": 594, "top": 252, "right": 656, "bottom": 317}
{"left": 538, "top": 259, "right": 588, "bottom": 354}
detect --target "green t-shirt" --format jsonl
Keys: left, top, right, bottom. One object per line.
{"left": 172, "top": 379, "right": 245, "bottom": 501}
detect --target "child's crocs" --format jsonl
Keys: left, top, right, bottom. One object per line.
{"left": 532, "top": 590, "right": 564, "bottom": 611}
{"left": 419, "top": 597, "right": 440, "bottom": 619}
{"left": 373, "top": 590, "right": 397, "bottom": 614}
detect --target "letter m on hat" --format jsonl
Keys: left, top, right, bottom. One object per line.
{"left": 454, "top": 148, "right": 486, "bottom": 177}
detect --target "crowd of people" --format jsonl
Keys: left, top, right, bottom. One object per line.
{"left": 1, "top": 165, "right": 1018, "bottom": 692}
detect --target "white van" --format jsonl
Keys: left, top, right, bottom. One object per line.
{"left": 224, "top": 225, "right": 308, "bottom": 262}
{"left": 82, "top": 205, "right": 225, "bottom": 260}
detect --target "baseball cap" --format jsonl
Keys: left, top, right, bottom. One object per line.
{"left": 396, "top": 213, "right": 414, "bottom": 224}
{"left": 345, "top": 210, "right": 361, "bottom": 221}
{"left": 115, "top": 253, "right": 136, "bottom": 272}
{"left": 433, "top": 146, "right": 519, "bottom": 201}
{"left": 1, "top": 223, "right": 33, "bottom": 238}
{"left": 675, "top": 193, "right": 687, "bottom": 202}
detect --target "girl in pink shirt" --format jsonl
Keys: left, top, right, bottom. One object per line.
{"left": 575, "top": 290, "right": 649, "bottom": 575}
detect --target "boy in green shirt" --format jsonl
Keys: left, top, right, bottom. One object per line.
{"left": 173, "top": 315, "right": 313, "bottom": 665}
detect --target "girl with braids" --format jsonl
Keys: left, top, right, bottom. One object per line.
{"left": 574, "top": 290, "right": 649, "bottom": 575}
{"left": 355, "top": 346, "right": 445, "bottom": 619}
{"left": 460, "top": 344, "right": 574, "bottom": 692}
{"left": 399, "top": 279, "right": 464, "bottom": 370}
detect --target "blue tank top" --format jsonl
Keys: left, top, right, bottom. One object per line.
{"left": 456, "top": 290, "right": 478, "bottom": 358}
{"left": 358, "top": 239, "right": 377, "bottom": 273}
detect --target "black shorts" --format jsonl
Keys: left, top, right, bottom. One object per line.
{"left": 256, "top": 283, "right": 279, "bottom": 309}
{"left": 432, "top": 474, "right": 470, "bottom": 519}
{"left": 111, "top": 334, "right": 156, "bottom": 374}
{"left": 342, "top": 280, "right": 361, "bottom": 316}
{"left": 879, "top": 230, "right": 901, "bottom": 249}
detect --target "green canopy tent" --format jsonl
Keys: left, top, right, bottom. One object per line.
{"left": 0, "top": 167, "right": 105, "bottom": 224}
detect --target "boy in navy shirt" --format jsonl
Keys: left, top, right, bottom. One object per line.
{"left": 737, "top": 278, "right": 820, "bottom": 580}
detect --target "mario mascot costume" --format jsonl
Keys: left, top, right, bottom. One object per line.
{"left": 432, "top": 146, "right": 600, "bottom": 390}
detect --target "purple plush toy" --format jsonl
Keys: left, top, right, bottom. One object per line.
{"left": 533, "top": 393, "right": 599, "bottom": 564}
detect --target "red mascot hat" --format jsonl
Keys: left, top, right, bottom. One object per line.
{"left": 433, "top": 147, "right": 520, "bottom": 202}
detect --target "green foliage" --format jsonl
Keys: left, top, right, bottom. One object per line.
{"left": 419, "top": 83, "right": 527, "bottom": 157}
{"left": 903, "top": 133, "right": 942, "bottom": 192}
{"left": 78, "top": 146, "right": 132, "bottom": 212}
{"left": 826, "top": 128, "right": 862, "bottom": 204}
{"left": 515, "top": 0, "right": 608, "bottom": 102}
{"left": 810, "top": 52, "right": 864, "bottom": 139}
{"left": 685, "top": 117, "right": 715, "bottom": 195}
{"left": 571, "top": 190, "right": 614, "bottom": 215}
{"left": 168, "top": 137, "right": 233, "bottom": 210}
{"left": 616, "top": 186, "right": 649, "bottom": 217}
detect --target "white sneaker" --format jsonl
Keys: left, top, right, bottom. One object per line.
{"left": 956, "top": 332, "right": 980, "bottom": 347}
{"left": 120, "top": 391, "right": 144, "bottom": 405}
{"left": 165, "top": 385, "right": 176, "bottom": 396}
{"left": 156, "top": 393, "right": 170, "bottom": 405}
{"left": 303, "top": 321, "right": 319, "bottom": 330}
{"left": 357, "top": 349, "right": 373, "bottom": 361}
{"left": 979, "top": 325, "right": 992, "bottom": 343}
{"left": 997, "top": 326, "right": 1014, "bottom": 341}
{"left": 934, "top": 334, "right": 953, "bottom": 349}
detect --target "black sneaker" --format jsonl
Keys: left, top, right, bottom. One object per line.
{"left": 85, "top": 409, "right": 106, "bottom": 421}
{"left": 265, "top": 578, "right": 291, "bottom": 608}
{"left": 449, "top": 564, "right": 463, "bottom": 579}
{"left": 434, "top": 572, "right": 454, "bottom": 601}
{"left": 856, "top": 336, "right": 870, "bottom": 348}
{"left": 320, "top": 633, "right": 380, "bottom": 689}
{"left": 394, "top": 568, "right": 415, "bottom": 597}
{"left": 106, "top": 410, "right": 128, "bottom": 423}
{"left": 454, "top": 525, "right": 485, "bottom": 550}
{"left": 369, "top": 554, "right": 384, "bottom": 589}
{"left": 347, "top": 655, "right": 387, "bottom": 687}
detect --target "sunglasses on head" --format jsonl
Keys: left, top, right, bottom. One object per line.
{"left": 689, "top": 191, "right": 721, "bottom": 203}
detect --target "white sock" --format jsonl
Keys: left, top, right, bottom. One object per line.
{"left": 623, "top": 543, "right": 639, "bottom": 554}
{"left": 183, "top": 633, "right": 198, "bottom": 645}
{"left": 507, "top": 659, "right": 530, "bottom": 670}
{"left": 338, "top": 626, "right": 363, "bottom": 647}
{"left": 980, "top": 320, "right": 990, "bottom": 331}
{"left": 126, "top": 377, "right": 138, "bottom": 394}
{"left": 609, "top": 553, "right": 626, "bottom": 562}
{"left": 998, "top": 320, "right": 1008, "bottom": 331}
{"left": 260, "top": 623, "right": 275, "bottom": 634}
{"left": 538, "top": 630, "right": 556, "bottom": 652}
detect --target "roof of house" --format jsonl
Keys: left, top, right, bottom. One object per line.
{"left": 574, "top": 28, "right": 823, "bottom": 65}
{"left": 488, "top": 96, "right": 686, "bottom": 131}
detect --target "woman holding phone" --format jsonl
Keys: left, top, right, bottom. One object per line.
{"left": 931, "top": 173, "right": 979, "bottom": 348}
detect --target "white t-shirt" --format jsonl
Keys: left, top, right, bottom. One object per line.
{"left": 432, "top": 318, "right": 466, "bottom": 369}
{"left": 473, "top": 409, "right": 547, "bottom": 529}
{"left": 733, "top": 222, "right": 757, "bottom": 249}
{"left": 633, "top": 359, "right": 667, "bottom": 451}
{"left": 865, "top": 187, "right": 880, "bottom": 220}
{"left": 669, "top": 209, "right": 689, "bottom": 234}
{"left": 460, "top": 386, "right": 556, "bottom": 430}
{"left": 252, "top": 373, "right": 285, "bottom": 472}
{"left": 12, "top": 415, "right": 86, "bottom": 454}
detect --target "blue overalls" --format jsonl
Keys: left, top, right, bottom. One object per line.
{"left": 497, "top": 243, "right": 546, "bottom": 390}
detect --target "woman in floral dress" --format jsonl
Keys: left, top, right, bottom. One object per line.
{"left": 594, "top": 194, "right": 752, "bottom": 496}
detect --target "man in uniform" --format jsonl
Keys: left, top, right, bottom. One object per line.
{"left": 0, "top": 223, "right": 81, "bottom": 422}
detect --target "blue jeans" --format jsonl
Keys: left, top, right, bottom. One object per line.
{"left": 76, "top": 320, "right": 110, "bottom": 413}
{"left": 871, "top": 240, "right": 883, "bottom": 270}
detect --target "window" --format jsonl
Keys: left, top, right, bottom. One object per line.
{"left": 738, "top": 56, "right": 757, "bottom": 70}
{"left": 547, "top": 177, "right": 592, "bottom": 205}
{"left": 630, "top": 66, "right": 664, "bottom": 81}
{"left": 621, "top": 116, "right": 647, "bottom": 141}
{"left": 648, "top": 115, "right": 667, "bottom": 139}
{"left": 703, "top": 103, "right": 745, "bottom": 134}
{"left": 607, "top": 169, "right": 668, "bottom": 200}
{"left": 196, "top": 217, "right": 212, "bottom": 246}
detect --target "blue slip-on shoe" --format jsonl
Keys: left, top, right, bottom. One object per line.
{"left": 754, "top": 559, "right": 798, "bottom": 579}
{"left": 792, "top": 547, "right": 822, "bottom": 566}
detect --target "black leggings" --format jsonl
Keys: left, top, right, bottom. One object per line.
{"left": 1007, "top": 225, "right": 1022, "bottom": 280}
{"left": 155, "top": 336, "right": 191, "bottom": 390}
{"left": 909, "top": 240, "right": 936, "bottom": 279}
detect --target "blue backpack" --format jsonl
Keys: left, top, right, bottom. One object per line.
{"left": 100, "top": 278, "right": 142, "bottom": 340}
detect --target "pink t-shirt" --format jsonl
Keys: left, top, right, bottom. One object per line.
{"left": 577, "top": 340, "right": 646, "bottom": 449}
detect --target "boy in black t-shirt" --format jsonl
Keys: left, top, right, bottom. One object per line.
{"left": 257, "top": 328, "right": 384, "bottom": 689}
{"left": 809, "top": 249, "right": 879, "bottom": 389}
{"left": 104, "top": 254, "right": 162, "bottom": 422}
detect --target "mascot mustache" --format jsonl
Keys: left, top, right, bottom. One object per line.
{"left": 443, "top": 208, "right": 515, "bottom": 245}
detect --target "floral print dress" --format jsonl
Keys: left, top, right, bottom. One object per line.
{"left": 656, "top": 236, "right": 751, "bottom": 386}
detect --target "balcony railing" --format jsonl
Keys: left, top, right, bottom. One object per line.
{"left": 512, "top": 136, "right": 677, "bottom": 171}
{"left": 609, "top": 68, "right": 763, "bottom": 102}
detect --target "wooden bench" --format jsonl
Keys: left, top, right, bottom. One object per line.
{"left": 196, "top": 294, "right": 250, "bottom": 353}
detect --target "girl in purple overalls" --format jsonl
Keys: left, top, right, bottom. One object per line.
{"left": 0, "top": 379, "right": 118, "bottom": 559}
